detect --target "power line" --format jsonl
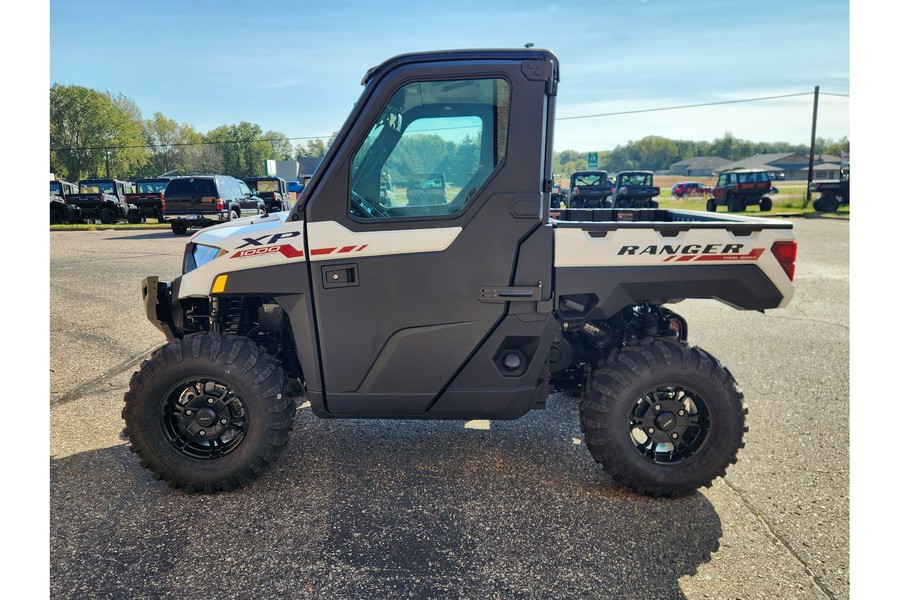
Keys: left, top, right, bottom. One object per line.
{"left": 51, "top": 90, "right": 849, "bottom": 152}
{"left": 555, "top": 91, "right": 837, "bottom": 121}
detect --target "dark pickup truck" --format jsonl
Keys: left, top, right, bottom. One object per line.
{"left": 244, "top": 176, "right": 290, "bottom": 213}
{"left": 569, "top": 171, "right": 614, "bottom": 208}
{"left": 611, "top": 171, "right": 660, "bottom": 208}
{"left": 124, "top": 178, "right": 171, "bottom": 223}
{"left": 810, "top": 168, "right": 849, "bottom": 212}
{"left": 66, "top": 179, "right": 136, "bottom": 224}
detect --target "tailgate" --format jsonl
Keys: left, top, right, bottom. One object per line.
{"left": 552, "top": 210, "right": 796, "bottom": 314}
{"left": 164, "top": 195, "right": 218, "bottom": 213}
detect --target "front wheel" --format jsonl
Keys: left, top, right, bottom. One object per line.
{"left": 726, "top": 195, "right": 740, "bottom": 213}
{"left": 580, "top": 339, "right": 747, "bottom": 497}
{"left": 121, "top": 333, "right": 297, "bottom": 492}
{"left": 706, "top": 198, "right": 717, "bottom": 212}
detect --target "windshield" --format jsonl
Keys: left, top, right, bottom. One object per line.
{"left": 619, "top": 173, "right": 652, "bottom": 186}
{"left": 573, "top": 174, "right": 607, "bottom": 186}
{"left": 251, "top": 180, "right": 280, "bottom": 194}
{"left": 79, "top": 181, "right": 115, "bottom": 194}
{"left": 136, "top": 180, "right": 168, "bottom": 194}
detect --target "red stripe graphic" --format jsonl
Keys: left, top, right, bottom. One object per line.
{"left": 278, "top": 245, "right": 304, "bottom": 258}
{"left": 694, "top": 248, "right": 764, "bottom": 262}
{"left": 231, "top": 244, "right": 371, "bottom": 260}
{"left": 232, "top": 244, "right": 304, "bottom": 259}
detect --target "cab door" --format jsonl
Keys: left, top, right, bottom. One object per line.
{"left": 303, "top": 53, "right": 557, "bottom": 416}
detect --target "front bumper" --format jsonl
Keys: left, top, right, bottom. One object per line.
{"left": 142, "top": 276, "right": 178, "bottom": 341}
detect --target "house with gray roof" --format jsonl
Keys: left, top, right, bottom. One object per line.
{"left": 714, "top": 153, "right": 841, "bottom": 181}
{"left": 671, "top": 156, "right": 731, "bottom": 176}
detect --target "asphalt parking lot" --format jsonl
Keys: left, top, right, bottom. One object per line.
{"left": 48, "top": 216, "right": 849, "bottom": 599}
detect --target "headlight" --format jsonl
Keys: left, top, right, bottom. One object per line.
{"left": 184, "top": 243, "right": 226, "bottom": 274}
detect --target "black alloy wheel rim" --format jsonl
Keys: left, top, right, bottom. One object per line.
{"left": 629, "top": 386, "right": 711, "bottom": 465}
{"left": 160, "top": 378, "right": 249, "bottom": 460}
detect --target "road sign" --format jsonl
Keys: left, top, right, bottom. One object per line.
{"left": 587, "top": 152, "right": 598, "bottom": 169}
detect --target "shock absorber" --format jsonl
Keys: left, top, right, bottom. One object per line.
{"left": 222, "top": 298, "right": 247, "bottom": 334}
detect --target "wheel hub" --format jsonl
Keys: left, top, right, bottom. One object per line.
{"left": 655, "top": 411, "right": 678, "bottom": 432}
{"left": 195, "top": 408, "right": 217, "bottom": 427}
{"left": 161, "top": 379, "right": 246, "bottom": 460}
{"left": 630, "top": 387, "right": 710, "bottom": 464}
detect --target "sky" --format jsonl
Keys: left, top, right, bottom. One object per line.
{"left": 45, "top": 0, "right": 851, "bottom": 153}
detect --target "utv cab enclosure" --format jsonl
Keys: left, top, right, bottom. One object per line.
{"left": 125, "top": 49, "right": 797, "bottom": 498}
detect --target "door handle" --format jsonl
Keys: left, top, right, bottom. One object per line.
{"left": 323, "top": 264, "right": 359, "bottom": 288}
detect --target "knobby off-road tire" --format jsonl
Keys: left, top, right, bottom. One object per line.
{"left": 580, "top": 339, "right": 747, "bottom": 498}
{"left": 121, "top": 333, "right": 296, "bottom": 492}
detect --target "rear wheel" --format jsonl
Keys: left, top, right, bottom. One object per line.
{"left": 100, "top": 208, "right": 116, "bottom": 224}
{"left": 759, "top": 196, "right": 772, "bottom": 212}
{"left": 170, "top": 222, "right": 188, "bottom": 235}
{"left": 50, "top": 210, "right": 62, "bottom": 224}
{"left": 819, "top": 195, "right": 839, "bottom": 212}
{"left": 580, "top": 339, "right": 747, "bottom": 497}
{"left": 127, "top": 208, "right": 143, "bottom": 224}
{"left": 121, "top": 333, "right": 297, "bottom": 492}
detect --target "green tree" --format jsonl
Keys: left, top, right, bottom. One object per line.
{"left": 296, "top": 137, "right": 329, "bottom": 158}
{"left": 204, "top": 122, "right": 275, "bottom": 179}
{"left": 264, "top": 130, "right": 294, "bottom": 160}
{"left": 50, "top": 84, "right": 145, "bottom": 181}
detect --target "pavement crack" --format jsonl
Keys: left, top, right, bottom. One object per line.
{"left": 50, "top": 344, "right": 159, "bottom": 407}
{"left": 722, "top": 477, "right": 839, "bottom": 600}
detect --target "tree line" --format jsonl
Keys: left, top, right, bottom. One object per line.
{"left": 50, "top": 84, "right": 850, "bottom": 185}
{"left": 49, "top": 84, "right": 335, "bottom": 183}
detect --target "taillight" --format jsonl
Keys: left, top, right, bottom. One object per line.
{"left": 621, "top": 187, "right": 629, "bottom": 195}
{"left": 771, "top": 241, "right": 797, "bottom": 281}
{"left": 573, "top": 188, "right": 580, "bottom": 196}
{"left": 216, "top": 198, "right": 224, "bottom": 211}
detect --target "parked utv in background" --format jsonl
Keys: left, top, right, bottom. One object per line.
{"left": 569, "top": 171, "right": 614, "bottom": 208}
{"left": 124, "top": 48, "right": 798, "bottom": 500}
{"left": 162, "top": 174, "right": 266, "bottom": 235}
{"left": 406, "top": 172, "right": 447, "bottom": 205}
{"left": 611, "top": 171, "right": 660, "bottom": 208}
{"left": 708, "top": 169, "right": 773, "bottom": 213}
{"left": 125, "top": 178, "right": 171, "bottom": 223}
{"left": 245, "top": 176, "right": 291, "bottom": 213}
{"left": 810, "top": 167, "right": 849, "bottom": 212}
{"left": 50, "top": 179, "right": 79, "bottom": 224}
{"left": 66, "top": 179, "right": 135, "bottom": 224}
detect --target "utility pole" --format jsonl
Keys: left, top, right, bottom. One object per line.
{"left": 804, "top": 86, "right": 819, "bottom": 208}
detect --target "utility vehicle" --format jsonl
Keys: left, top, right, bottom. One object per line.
{"left": 123, "top": 49, "right": 797, "bottom": 497}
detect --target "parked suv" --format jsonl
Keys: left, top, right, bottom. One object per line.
{"left": 671, "top": 181, "right": 711, "bottom": 199}
{"left": 162, "top": 175, "right": 266, "bottom": 235}
{"left": 708, "top": 169, "right": 773, "bottom": 212}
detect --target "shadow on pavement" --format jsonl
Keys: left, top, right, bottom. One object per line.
{"left": 50, "top": 398, "right": 723, "bottom": 599}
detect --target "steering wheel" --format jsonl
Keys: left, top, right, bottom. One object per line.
{"left": 350, "top": 190, "right": 390, "bottom": 219}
